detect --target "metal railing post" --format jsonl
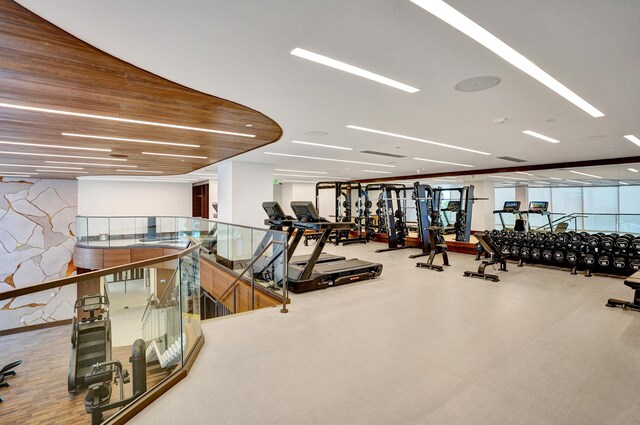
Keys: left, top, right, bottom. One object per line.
{"left": 280, "top": 239, "right": 289, "bottom": 313}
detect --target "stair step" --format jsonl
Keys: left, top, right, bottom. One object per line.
{"left": 77, "top": 351, "right": 106, "bottom": 369}
{"left": 78, "top": 328, "right": 105, "bottom": 343}
{"left": 78, "top": 338, "right": 105, "bottom": 355}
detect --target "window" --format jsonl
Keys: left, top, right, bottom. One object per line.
{"left": 527, "top": 187, "right": 551, "bottom": 229}
{"left": 619, "top": 186, "right": 640, "bottom": 233}
{"left": 495, "top": 187, "right": 516, "bottom": 228}
{"left": 582, "top": 187, "right": 618, "bottom": 232}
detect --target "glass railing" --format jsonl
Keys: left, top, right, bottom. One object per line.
{"left": 0, "top": 242, "right": 202, "bottom": 425}
{"left": 76, "top": 216, "right": 290, "bottom": 308}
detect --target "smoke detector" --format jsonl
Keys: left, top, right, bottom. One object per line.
{"left": 493, "top": 117, "right": 508, "bottom": 125}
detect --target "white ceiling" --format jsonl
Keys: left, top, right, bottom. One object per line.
{"left": 17, "top": 0, "right": 640, "bottom": 181}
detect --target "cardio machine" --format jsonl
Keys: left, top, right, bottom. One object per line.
{"left": 68, "top": 294, "right": 112, "bottom": 395}
{"left": 287, "top": 201, "right": 383, "bottom": 293}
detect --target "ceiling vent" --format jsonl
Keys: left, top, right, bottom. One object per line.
{"left": 360, "top": 150, "right": 406, "bottom": 158}
{"left": 497, "top": 156, "right": 527, "bottom": 163}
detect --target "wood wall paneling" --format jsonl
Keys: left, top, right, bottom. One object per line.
{"left": 103, "top": 248, "right": 132, "bottom": 268}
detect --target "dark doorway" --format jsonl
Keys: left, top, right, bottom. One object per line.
{"left": 192, "top": 183, "right": 209, "bottom": 218}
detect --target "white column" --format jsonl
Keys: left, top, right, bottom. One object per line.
{"left": 217, "top": 161, "right": 274, "bottom": 227}
{"left": 466, "top": 179, "right": 495, "bottom": 232}
{"left": 515, "top": 185, "right": 528, "bottom": 209}
{"left": 209, "top": 180, "right": 218, "bottom": 219}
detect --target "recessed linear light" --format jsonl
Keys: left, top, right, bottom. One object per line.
{"left": 0, "top": 140, "right": 111, "bottom": 152}
{"left": 629, "top": 168, "right": 639, "bottom": 173}
{"left": 347, "top": 125, "right": 490, "bottom": 155}
{"left": 488, "top": 175, "right": 528, "bottom": 181}
{"left": 409, "top": 0, "right": 604, "bottom": 118}
{"left": 275, "top": 169, "right": 328, "bottom": 174}
{"left": 0, "top": 102, "right": 255, "bottom": 137}
{"left": 362, "top": 169, "right": 392, "bottom": 174}
{"left": 522, "top": 130, "right": 561, "bottom": 144}
{"left": 0, "top": 174, "right": 32, "bottom": 178}
{"left": 624, "top": 135, "right": 640, "bottom": 147}
{"left": 45, "top": 161, "right": 137, "bottom": 168}
{"left": 534, "top": 181, "right": 551, "bottom": 185}
{"left": 0, "top": 171, "right": 37, "bottom": 175}
{"left": 62, "top": 133, "right": 200, "bottom": 148}
{"left": 291, "top": 140, "right": 352, "bottom": 151}
{"left": 116, "top": 170, "right": 164, "bottom": 174}
{"left": 0, "top": 163, "right": 84, "bottom": 170}
{"left": 35, "top": 169, "right": 89, "bottom": 174}
{"left": 274, "top": 173, "right": 349, "bottom": 179}
{"left": 81, "top": 177, "right": 193, "bottom": 183}
{"left": 619, "top": 181, "right": 630, "bottom": 185}
{"left": 0, "top": 151, "right": 126, "bottom": 161}
{"left": 549, "top": 177, "right": 562, "bottom": 180}
{"left": 264, "top": 152, "right": 395, "bottom": 168}
{"left": 564, "top": 179, "right": 592, "bottom": 185}
{"left": 290, "top": 48, "right": 419, "bottom": 93}
{"left": 141, "top": 152, "right": 208, "bottom": 159}
{"left": 413, "top": 157, "right": 473, "bottom": 167}
{"left": 569, "top": 170, "right": 602, "bottom": 179}
{"left": 515, "top": 171, "right": 534, "bottom": 176}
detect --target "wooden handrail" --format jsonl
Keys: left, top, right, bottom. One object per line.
{"left": 0, "top": 241, "right": 201, "bottom": 301}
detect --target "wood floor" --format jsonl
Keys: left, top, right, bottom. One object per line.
{"left": 0, "top": 325, "right": 174, "bottom": 424}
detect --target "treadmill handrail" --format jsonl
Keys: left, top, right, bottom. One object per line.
{"left": 216, "top": 239, "right": 289, "bottom": 312}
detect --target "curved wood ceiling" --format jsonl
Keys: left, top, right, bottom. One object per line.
{"left": 0, "top": 0, "right": 282, "bottom": 180}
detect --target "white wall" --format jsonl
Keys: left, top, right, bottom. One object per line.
{"left": 78, "top": 180, "right": 192, "bottom": 216}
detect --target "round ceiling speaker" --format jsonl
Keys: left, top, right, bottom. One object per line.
{"left": 454, "top": 76, "right": 501, "bottom": 92}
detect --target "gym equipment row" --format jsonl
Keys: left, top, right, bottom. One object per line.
{"left": 0, "top": 360, "right": 23, "bottom": 403}
{"left": 494, "top": 200, "right": 557, "bottom": 232}
{"left": 315, "top": 181, "right": 371, "bottom": 246}
{"left": 262, "top": 201, "right": 383, "bottom": 293}
{"left": 478, "top": 229, "right": 640, "bottom": 277}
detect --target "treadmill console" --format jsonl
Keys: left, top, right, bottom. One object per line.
{"left": 528, "top": 201, "right": 549, "bottom": 213}
{"left": 502, "top": 201, "right": 521, "bottom": 212}
{"left": 290, "top": 201, "right": 324, "bottom": 223}
{"left": 262, "top": 201, "right": 291, "bottom": 220}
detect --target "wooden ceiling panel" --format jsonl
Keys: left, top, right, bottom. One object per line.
{"left": 0, "top": 0, "right": 282, "bottom": 180}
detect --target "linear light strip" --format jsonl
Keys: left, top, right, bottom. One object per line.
{"left": 116, "top": 170, "right": 164, "bottom": 174}
{"left": 564, "top": 179, "right": 592, "bottom": 185}
{"left": 0, "top": 174, "right": 33, "bottom": 178}
{"left": 568, "top": 170, "right": 602, "bottom": 179}
{"left": 291, "top": 140, "right": 352, "bottom": 151}
{"left": 619, "top": 181, "right": 630, "bottom": 185}
{"left": 0, "top": 151, "right": 125, "bottom": 161}
{"left": 628, "top": 168, "right": 639, "bottom": 173}
{"left": 35, "top": 169, "right": 88, "bottom": 174}
{"left": 362, "top": 169, "right": 392, "bottom": 174}
{"left": 515, "top": 171, "right": 534, "bottom": 176}
{"left": 347, "top": 125, "right": 490, "bottom": 155}
{"left": 522, "top": 130, "right": 560, "bottom": 144}
{"left": 80, "top": 177, "right": 193, "bottom": 183}
{"left": 141, "top": 152, "right": 208, "bottom": 159}
{"left": 45, "top": 161, "right": 137, "bottom": 168}
{"left": 488, "top": 175, "right": 528, "bottom": 180}
{"left": 0, "top": 140, "right": 111, "bottom": 152}
{"left": 275, "top": 169, "right": 328, "bottom": 174}
{"left": 413, "top": 157, "right": 473, "bottom": 167}
{"left": 290, "top": 48, "right": 419, "bottom": 93}
{"left": 274, "top": 173, "right": 349, "bottom": 179}
{"left": 0, "top": 102, "right": 255, "bottom": 137}
{"left": 409, "top": 0, "right": 604, "bottom": 118}
{"left": 62, "top": 133, "right": 200, "bottom": 148}
{"left": 548, "top": 177, "right": 562, "bottom": 180}
{"left": 624, "top": 135, "right": 640, "bottom": 147}
{"left": 0, "top": 163, "right": 83, "bottom": 170}
{"left": 264, "top": 152, "right": 395, "bottom": 167}
{"left": 0, "top": 171, "right": 37, "bottom": 175}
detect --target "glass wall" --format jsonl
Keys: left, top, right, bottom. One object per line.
{"left": 495, "top": 187, "right": 516, "bottom": 227}
{"left": 493, "top": 185, "right": 640, "bottom": 233}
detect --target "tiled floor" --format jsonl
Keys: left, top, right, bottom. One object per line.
{"left": 132, "top": 242, "right": 640, "bottom": 425}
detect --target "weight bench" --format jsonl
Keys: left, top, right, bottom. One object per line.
{"left": 606, "top": 271, "right": 640, "bottom": 312}
{"left": 416, "top": 226, "right": 450, "bottom": 272}
{"left": 464, "top": 232, "right": 507, "bottom": 282}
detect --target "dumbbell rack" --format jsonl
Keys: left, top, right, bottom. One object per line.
{"left": 478, "top": 229, "right": 640, "bottom": 278}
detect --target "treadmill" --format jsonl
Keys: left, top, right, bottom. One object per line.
{"left": 262, "top": 201, "right": 345, "bottom": 266}
{"left": 493, "top": 201, "right": 523, "bottom": 230}
{"left": 288, "top": 201, "right": 383, "bottom": 293}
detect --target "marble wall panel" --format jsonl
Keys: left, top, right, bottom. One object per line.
{"left": 0, "top": 177, "right": 78, "bottom": 331}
